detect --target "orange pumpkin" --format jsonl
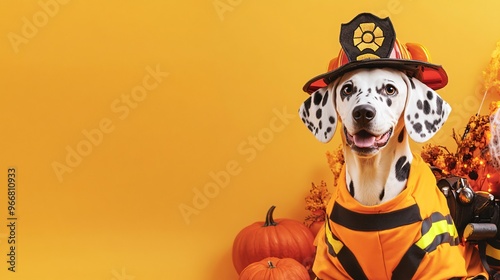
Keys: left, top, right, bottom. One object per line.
{"left": 232, "top": 206, "right": 315, "bottom": 274}
{"left": 308, "top": 221, "right": 324, "bottom": 237}
{"left": 239, "top": 257, "right": 310, "bottom": 280}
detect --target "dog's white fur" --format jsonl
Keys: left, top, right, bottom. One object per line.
{"left": 337, "top": 69, "right": 412, "bottom": 205}
{"left": 300, "top": 68, "right": 451, "bottom": 206}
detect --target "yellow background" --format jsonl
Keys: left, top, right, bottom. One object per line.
{"left": 0, "top": 0, "right": 499, "bottom": 279}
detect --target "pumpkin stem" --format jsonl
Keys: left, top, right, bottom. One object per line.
{"left": 267, "top": 260, "right": 275, "bottom": 269}
{"left": 263, "top": 205, "right": 278, "bottom": 227}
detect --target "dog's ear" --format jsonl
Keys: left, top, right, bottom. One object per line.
{"left": 298, "top": 85, "right": 337, "bottom": 143}
{"left": 403, "top": 76, "right": 451, "bottom": 142}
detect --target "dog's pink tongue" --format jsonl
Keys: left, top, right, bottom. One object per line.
{"left": 353, "top": 135, "right": 376, "bottom": 148}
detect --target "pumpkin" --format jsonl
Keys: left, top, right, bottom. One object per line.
{"left": 238, "top": 257, "right": 310, "bottom": 280}
{"left": 308, "top": 220, "right": 325, "bottom": 237}
{"left": 232, "top": 205, "right": 315, "bottom": 274}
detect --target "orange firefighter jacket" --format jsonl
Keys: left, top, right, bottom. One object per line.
{"left": 313, "top": 154, "right": 487, "bottom": 280}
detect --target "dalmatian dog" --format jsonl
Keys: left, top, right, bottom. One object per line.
{"left": 298, "top": 12, "right": 491, "bottom": 280}
{"left": 299, "top": 67, "right": 450, "bottom": 206}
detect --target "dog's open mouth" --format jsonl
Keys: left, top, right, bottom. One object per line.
{"left": 345, "top": 127, "right": 393, "bottom": 150}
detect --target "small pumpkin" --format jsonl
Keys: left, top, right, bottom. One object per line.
{"left": 232, "top": 205, "right": 315, "bottom": 274}
{"left": 308, "top": 220, "right": 325, "bottom": 237}
{"left": 239, "top": 257, "right": 310, "bottom": 280}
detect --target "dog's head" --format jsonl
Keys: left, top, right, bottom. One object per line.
{"left": 299, "top": 68, "right": 451, "bottom": 156}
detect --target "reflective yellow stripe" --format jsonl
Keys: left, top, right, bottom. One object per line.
{"left": 325, "top": 220, "right": 343, "bottom": 254}
{"left": 486, "top": 243, "right": 500, "bottom": 261}
{"left": 324, "top": 218, "right": 369, "bottom": 280}
{"left": 415, "top": 217, "right": 458, "bottom": 251}
{"left": 394, "top": 213, "right": 458, "bottom": 278}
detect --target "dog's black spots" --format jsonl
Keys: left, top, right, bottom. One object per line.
{"left": 349, "top": 181, "right": 355, "bottom": 197}
{"left": 416, "top": 100, "right": 423, "bottom": 110}
{"left": 329, "top": 116, "right": 335, "bottom": 124}
{"left": 423, "top": 100, "right": 431, "bottom": 115}
{"left": 303, "top": 119, "right": 312, "bottom": 128}
{"left": 414, "top": 113, "right": 419, "bottom": 119}
{"left": 398, "top": 129, "right": 405, "bottom": 143}
{"left": 413, "top": 122, "right": 422, "bottom": 133}
{"left": 436, "top": 97, "right": 444, "bottom": 116}
{"left": 406, "top": 114, "right": 411, "bottom": 121}
{"left": 301, "top": 109, "right": 307, "bottom": 119}
{"left": 318, "top": 120, "right": 322, "bottom": 129}
{"left": 433, "top": 119, "right": 441, "bottom": 129}
{"left": 408, "top": 77, "right": 416, "bottom": 89}
{"left": 304, "top": 97, "right": 311, "bottom": 109}
{"left": 395, "top": 156, "right": 411, "bottom": 182}
{"left": 424, "top": 120, "right": 437, "bottom": 133}
{"left": 326, "top": 127, "right": 332, "bottom": 134}
{"left": 316, "top": 108, "right": 322, "bottom": 119}
{"left": 379, "top": 188, "right": 385, "bottom": 201}
{"left": 426, "top": 90, "right": 434, "bottom": 100}
{"left": 303, "top": 98, "right": 311, "bottom": 117}
{"left": 420, "top": 133, "right": 426, "bottom": 138}
{"left": 386, "top": 98, "right": 392, "bottom": 107}
{"left": 367, "top": 88, "right": 372, "bottom": 93}
{"left": 375, "top": 85, "right": 384, "bottom": 95}
{"left": 321, "top": 91, "right": 329, "bottom": 106}
{"left": 313, "top": 92, "right": 322, "bottom": 105}
{"left": 424, "top": 119, "right": 441, "bottom": 133}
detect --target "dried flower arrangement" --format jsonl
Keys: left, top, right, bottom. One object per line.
{"left": 421, "top": 106, "right": 497, "bottom": 191}
{"left": 421, "top": 41, "right": 500, "bottom": 193}
{"left": 304, "top": 146, "right": 343, "bottom": 232}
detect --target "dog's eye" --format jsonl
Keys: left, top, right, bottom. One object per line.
{"left": 341, "top": 84, "right": 354, "bottom": 95}
{"left": 385, "top": 84, "right": 397, "bottom": 95}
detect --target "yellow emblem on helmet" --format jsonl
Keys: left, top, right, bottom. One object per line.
{"left": 353, "top": 22, "right": 385, "bottom": 60}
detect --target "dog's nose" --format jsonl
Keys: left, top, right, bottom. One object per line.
{"left": 352, "top": 105, "right": 376, "bottom": 125}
